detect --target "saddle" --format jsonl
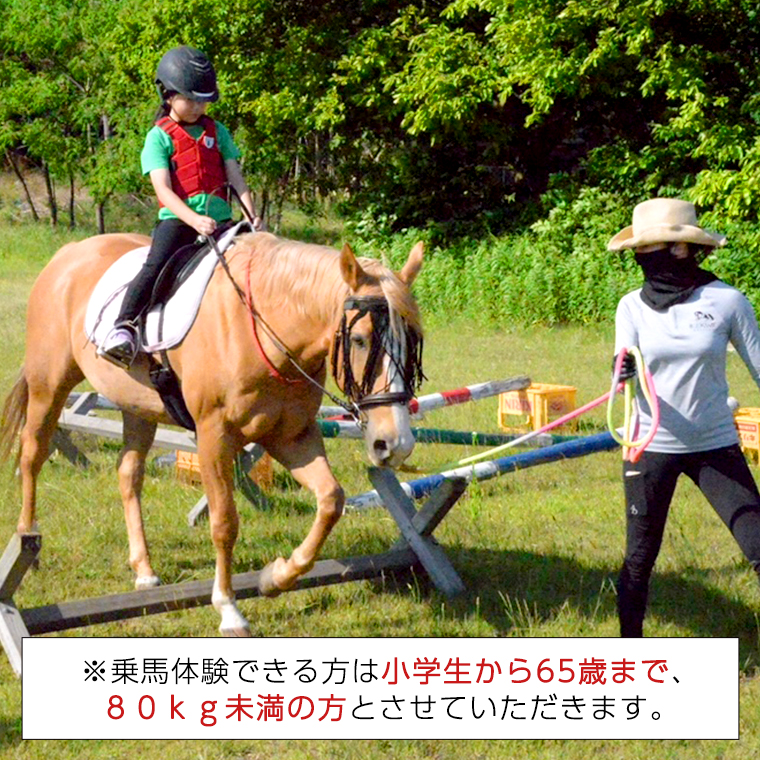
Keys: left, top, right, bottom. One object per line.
{"left": 86, "top": 221, "right": 253, "bottom": 429}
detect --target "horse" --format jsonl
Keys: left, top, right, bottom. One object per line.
{"left": 0, "top": 230, "right": 424, "bottom": 636}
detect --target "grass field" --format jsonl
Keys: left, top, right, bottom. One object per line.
{"left": 1, "top": 224, "right": 760, "bottom": 758}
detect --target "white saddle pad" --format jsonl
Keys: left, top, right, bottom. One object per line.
{"left": 86, "top": 223, "right": 247, "bottom": 353}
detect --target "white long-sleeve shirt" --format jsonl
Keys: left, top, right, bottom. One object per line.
{"left": 615, "top": 281, "right": 760, "bottom": 453}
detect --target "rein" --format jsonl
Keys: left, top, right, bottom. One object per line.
{"left": 245, "top": 254, "right": 305, "bottom": 387}
{"left": 207, "top": 234, "right": 361, "bottom": 420}
{"left": 208, "top": 236, "right": 422, "bottom": 422}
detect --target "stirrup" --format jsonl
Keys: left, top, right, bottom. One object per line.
{"left": 97, "top": 325, "right": 138, "bottom": 370}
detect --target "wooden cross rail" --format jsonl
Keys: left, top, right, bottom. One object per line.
{"left": 0, "top": 533, "right": 42, "bottom": 677}
{"left": 0, "top": 470, "right": 468, "bottom": 676}
{"left": 369, "top": 467, "right": 467, "bottom": 597}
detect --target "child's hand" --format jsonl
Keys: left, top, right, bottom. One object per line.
{"left": 194, "top": 215, "right": 217, "bottom": 237}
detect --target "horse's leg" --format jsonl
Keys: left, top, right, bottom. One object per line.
{"left": 18, "top": 378, "right": 80, "bottom": 533}
{"left": 118, "top": 412, "right": 160, "bottom": 588}
{"left": 195, "top": 418, "right": 250, "bottom": 637}
{"left": 259, "top": 422, "right": 344, "bottom": 595}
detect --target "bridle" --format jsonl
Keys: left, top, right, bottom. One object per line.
{"left": 211, "top": 236, "right": 423, "bottom": 424}
{"left": 332, "top": 295, "right": 424, "bottom": 413}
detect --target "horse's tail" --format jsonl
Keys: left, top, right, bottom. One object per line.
{"left": 0, "top": 366, "right": 28, "bottom": 465}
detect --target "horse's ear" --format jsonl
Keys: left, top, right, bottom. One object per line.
{"left": 340, "top": 242, "right": 367, "bottom": 291}
{"left": 398, "top": 241, "right": 424, "bottom": 286}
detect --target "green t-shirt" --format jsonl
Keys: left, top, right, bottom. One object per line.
{"left": 141, "top": 119, "right": 242, "bottom": 222}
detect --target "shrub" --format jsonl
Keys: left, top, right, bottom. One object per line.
{"left": 362, "top": 188, "right": 639, "bottom": 325}
{"left": 356, "top": 187, "right": 760, "bottom": 326}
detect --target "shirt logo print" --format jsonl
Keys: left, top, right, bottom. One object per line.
{"left": 690, "top": 310, "right": 717, "bottom": 330}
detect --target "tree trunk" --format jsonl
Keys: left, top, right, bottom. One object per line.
{"left": 5, "top": 150, "right": 39, "bottom": 221}
{"left": 42, "top": 162, "right": 58, "bottom": 226}
{"left": 96, "top": 201, "right": 106, "bottom": 234}
{"left": 273, "top": 194, "right": 284, "bottom": 234}
{"left": 260, "top": 188, "right": 270, "bottom": 229}
{"left": 68, "top": 173, "right": 76, "bottom": 229}
{"left": 95, "top": 113, "right": 113, "bottom": 233}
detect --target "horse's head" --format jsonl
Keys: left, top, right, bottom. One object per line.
{"left": 332, "top": 242, "right": 424, "bottom": 467}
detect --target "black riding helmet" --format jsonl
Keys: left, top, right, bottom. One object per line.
{"left": 155, "top": 46, "right": 219, "bottom": 103}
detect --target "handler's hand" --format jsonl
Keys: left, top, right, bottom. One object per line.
{"left": 612, "top": 352, "right": 637, "bottom": 382}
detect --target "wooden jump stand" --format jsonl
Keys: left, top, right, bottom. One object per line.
{"left": 0, "top": 468, "right": 467, "bottom": 676}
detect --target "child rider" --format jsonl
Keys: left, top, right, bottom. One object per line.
{"left": 99, "top": 45, "right": 256, "bottom": 368}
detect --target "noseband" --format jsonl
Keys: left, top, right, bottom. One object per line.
{"left": 332, "top": 295, "right": 424, "bottom": 413}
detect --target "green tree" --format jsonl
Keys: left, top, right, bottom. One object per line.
{"left": 3, "top": 0, "right": 760, "bottom": 238}
{"left": 0, "top": 0, "right": 136, "bottom": 230}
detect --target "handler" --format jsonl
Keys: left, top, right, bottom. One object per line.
{"left": 609, "top": 197, "right": 760, "bottom": 636}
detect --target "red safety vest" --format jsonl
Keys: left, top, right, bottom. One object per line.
{"left": 155, "top": 115, "right": 228, "bottom": 206}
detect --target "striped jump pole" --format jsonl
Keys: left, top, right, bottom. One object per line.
{"left": 318, "top": 418, "right": 576, "bottom": 447}
{"left": 347, "top": 432, "right": 620, "bottom": 510}
{"left": 68, "top": 382, "right": 535, "bottom": 446}
{"left": 319, "top": 375, "right": 531, "bottom": 419}
{"left": 66, "top": 392, "right": 567, "bottom": 449}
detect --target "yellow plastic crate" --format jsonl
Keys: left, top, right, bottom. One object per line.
{"left": 498, "top": 382, "right": 577, "bottom": 433}
{"left": 176, "top": 450, "right": 202, "bottom": 484}
{"left": 176, "top": 450, "right": 274, "bottom": 488}
{"left": 734, "top": 408, "right": 760, "bottom": 463}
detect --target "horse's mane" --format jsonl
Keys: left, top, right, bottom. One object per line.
{"left": 229, "top": 233, "right": 422, "bottom": 334}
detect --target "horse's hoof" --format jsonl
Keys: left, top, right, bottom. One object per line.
{"left": 221, "top": 626, "right": 253, "bottom": 638}
{"left": 258, "top": 562, "right": 284, "bottom": 598}
{"left": 135, "top": 575, "right": 161, "bottom": 590}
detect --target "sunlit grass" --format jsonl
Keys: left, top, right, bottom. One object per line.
{"left": 1, "top": 222, "right": 759, "bottom": 759}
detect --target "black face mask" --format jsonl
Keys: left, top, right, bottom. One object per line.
{"left": 635, "top": 247, "right": 718, "bottom": 311}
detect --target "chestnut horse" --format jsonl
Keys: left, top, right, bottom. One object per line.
{"left": 0, "top": 231, "right": 424, "bottom": 636}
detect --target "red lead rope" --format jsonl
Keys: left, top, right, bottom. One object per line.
{"left": 245, "top": 253, "right": 305, "bottom": 386}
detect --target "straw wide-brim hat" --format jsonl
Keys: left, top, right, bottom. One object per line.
{"left": 607, "top": 198, "right": 726, "bottom": 251}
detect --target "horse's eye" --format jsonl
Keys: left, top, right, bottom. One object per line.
{"left": 351, "top": 334, "right": 368, "bottom": 351}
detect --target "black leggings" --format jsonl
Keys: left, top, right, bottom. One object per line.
{"left": 117, "top": 218, "right": 200, "bottom": 324}
{"left": 618, "top": 444, "right": 760, "bottom": 636}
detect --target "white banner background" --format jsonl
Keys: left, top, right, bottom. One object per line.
{"left": 22, "top": 637, "right": 738, "bottom": 740}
